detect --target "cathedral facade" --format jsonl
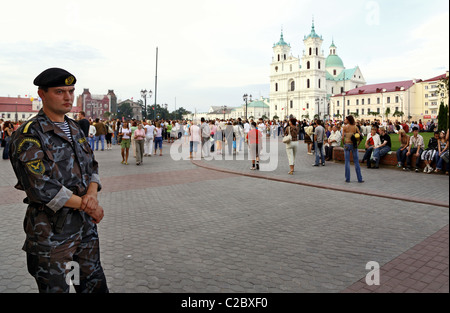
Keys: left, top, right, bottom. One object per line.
{"left": 269, "top": 21, "right": 366, "bottom": 120}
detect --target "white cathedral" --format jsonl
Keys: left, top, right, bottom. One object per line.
{"left": 269, "top": 21, "right": 366, "bottom": 120}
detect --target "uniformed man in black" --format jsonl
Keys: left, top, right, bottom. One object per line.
{"left": 9, "top": 68, "right": 109, "bottom": 293}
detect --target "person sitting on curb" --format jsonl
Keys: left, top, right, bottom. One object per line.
{"left": 362, "top": 126, "right": 380, "bottom": 169}
{"left": 371, "top": 126, "right": 391, "bottom": 169}
{"left": 405, "top": 127, "right": 424, "bottom": 172}
{"left": 325, "top": 125, "right": 342, "bottom": 161}
{"left": 421, "top": 131, "right": 440, "bottom": 173}
{"left": 396, "top": 129, "right": 410, "bottom": 168}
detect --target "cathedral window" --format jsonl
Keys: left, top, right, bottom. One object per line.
{"left": 275, "top": 83, "right": 278, "bottom": 92}
{"left": 291, "top": 81, "right": 295, "bottom": 91}
{"left": 318, "top": 61, "right": 321, "bottom": 69}
{"left": 307, "top": 79, "right": 310, "bottom": 89}
{"left": 290, "top": 101, "right": 293, "bottom": 109}
{"left": 333, "top": 70, "right": 337, "bottom": 76}
{"left": 278, "top": 55, "right": 280, "bottom": 62}
{"left": 284, "top": 54, "right": 287, "bottom": 60}
{"left": 309, "top": 48, "right": 312, "bottom": 56}
{"left": 307, "top": 61, "right": 310, "bottom": 70}
{"left": 316, "top": 48, "right": 318, "bottom": 55}
{"left": 318, "top": 79, "right": 321, "bottom": 89}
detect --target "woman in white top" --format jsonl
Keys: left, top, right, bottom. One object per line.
{"left": 119, "top": 122, "right": 132, "bottom": 165}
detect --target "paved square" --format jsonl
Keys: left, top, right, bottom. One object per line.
{"left": 0, "top": 138, "right": 448, "bottom": 293}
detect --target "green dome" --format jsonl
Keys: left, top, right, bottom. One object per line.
{"left": 325, "top": 54, "right": 344, "bottom": 68}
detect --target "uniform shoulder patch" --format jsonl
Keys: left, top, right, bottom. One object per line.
{"left": 26, "top": 160, "right": 45, "bottom": 175}
{"left": 17, "top": 137, "right": 42, "bottom": 154}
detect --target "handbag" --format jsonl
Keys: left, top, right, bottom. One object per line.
{"left": 441, "top": 150, "right": 449, "bottom": 163}
{"left": 283, "top": 127, "right": 292, "bottom": 144}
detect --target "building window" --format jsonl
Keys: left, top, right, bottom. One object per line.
{"left": 340, "top": 87, "right": 344, "bottom": 93}
{"left": 290, "top": 100, "right": 293, "bottom": 109}
{"left": 278, "top": 54, "right": 280, "bottom": 62}
{"left": 347, "top": 100, "right": 350, "bottom": 106}
{"left": 291, "top": 81, "right": 295, "bottom": 91}
{"left": 425, "top": 110, "right": 429, "bottom": 114}
{"left": 307, "top": 79, "right": 310, "bottom": 88}
{"left": 316, "top": 48, "right": 318, "bottom": 55}
{"left": 387, "top": 97, "right": 391, "bottom": 104}
{"left": 275, "top": 105, "right": 277, "bottom": 110}
{"left": 307, "top": 61, "right": 311, "bottom": 70}
{"left": 275, "top": 83, "right": 278, "bottom": 92}
{"left": 318, "top": 79, "right": 321, "bottom": 89}
{"left": 395, "top": 96, "right": 399, "bottom": 103}
{"left": 318, "top": 61, "right": 321, "bottom": 69}
{"left": 362, "top": 109, "right": 365, "bottom": 115}
{"left": 307, "top": 103, "right": 309, "bottom": 109}
{"left": 309, "top": 47, "right": 312, "bottom": 55}
{"left": 337, "top": 110, "right": 340, "bottom": 116}
{"left": 368, "top": 98, "right": 371, "bottom": 105}
{"left": 290, "top": 65, "right": 292, "bottom": 72}
{"left": 368, "top": 108, "right": 371, "bottom": 114}
{"left": 337, "top": 100, "right": 340, "bottom": 106}
{"left": 275, "top": 66, "right": 278, "bottom": 72}
{"left": 425, "top": 102, "right": 428, "bottom": 106}
{"left": 377, "top": 97, "right": 380, "bottom": 104}
{"left": 331, "top": 87, "right": 334, "bottom": 94}
{"left": 284, "top": 54, "right": 286, "bottom": 60}
{"left": 334, "top": 70, "right": 337, "bottom": 76}
{"left": 377, "top": 108, "right": 380, "bottom": 114}
{"left": 356, "top": 99, "right": 359, "bottom": 105}
{"left": 362, "top": 99, "right": 365, "bottom": 105}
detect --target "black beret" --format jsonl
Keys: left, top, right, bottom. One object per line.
{"left": 33, "top": 68, "right": 76, "bottom": 88}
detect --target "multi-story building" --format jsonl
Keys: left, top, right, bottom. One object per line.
{"left": 414, "top": 72, "right": 448, "bottom": 121}
{"left": 77, "top": 89, "right": 117, "bottom": 120}
{"left": 330, "top": 80, "right": 416, "bottom": 122}
{"left": 0, "top": 95, "right": 80, "bottom": 122}
{"left": 330, "top": 72, "right": 448, "bottom": 123}
{"left": 269, "top": 21, "right": 366, "bottom": 120}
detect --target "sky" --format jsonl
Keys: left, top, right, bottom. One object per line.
{"left": 0, "top": 0, "right": 448, "bottom": 113}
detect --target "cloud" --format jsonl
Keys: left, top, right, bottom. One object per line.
{"left": 363, "top": 11, "right": 449, "bottom": 83}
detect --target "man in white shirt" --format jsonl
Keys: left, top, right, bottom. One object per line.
{"left": 244, "top": 121, "right": 250, "bottom": 134}
{"left": 144, "top": 121, "right": 155, "bottom": 156}
{"left": 325, "top": 125, "right": 342, "bottom": 161}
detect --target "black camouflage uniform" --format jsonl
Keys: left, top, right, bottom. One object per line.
{"left": 9, "top": 68, "right": 108, "bottom": 293}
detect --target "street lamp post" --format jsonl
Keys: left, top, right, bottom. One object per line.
{"left": 243, "top": 94, "right": 252, "bottom": 120}
{"left": 222, "top": 105, "right": 227, "bottom": 120}
{"left": 140, "top": 89, "right": 153, "bottom": 121}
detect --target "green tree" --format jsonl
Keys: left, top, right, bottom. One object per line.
{"left": 385, "top": 107, "right": 391, "bottom": 120}
{"left": 170, "top": 107, "right": 192, "bottom": 120}
{"left": 438, "top": 103, "right": 448, "bottom": 131}
{"left": 117, "top": 102, "right": 133, "bottom": 120}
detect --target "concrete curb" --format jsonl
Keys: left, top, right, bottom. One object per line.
{"left": 191, "top": 160, "right": 449, "bottom": 209}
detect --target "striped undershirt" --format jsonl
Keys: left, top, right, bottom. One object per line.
{"left": 54, "top": 121, "right": 73, "bottom": 143}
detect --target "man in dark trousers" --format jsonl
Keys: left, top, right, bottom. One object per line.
{"left": 9, "top": 68, "right": 109, "bottom": 293}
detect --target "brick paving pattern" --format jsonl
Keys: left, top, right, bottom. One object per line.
{"left": 0, "top": 137, "right": 448, "bottom": 293}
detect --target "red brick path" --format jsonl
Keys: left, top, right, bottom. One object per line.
{"left": 342, "top": 225, "right": 449, "bottom": 293}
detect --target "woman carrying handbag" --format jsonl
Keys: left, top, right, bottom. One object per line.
{"left": 284, "top": 118, "right": 299, "bottom": 175}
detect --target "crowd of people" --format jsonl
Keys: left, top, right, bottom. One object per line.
{"left": 2, "top": 114, "right": 449, "bottom": 177}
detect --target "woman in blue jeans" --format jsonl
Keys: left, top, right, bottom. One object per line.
{"left": 342, "top": 116, "right": 364, "bottom": 183}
